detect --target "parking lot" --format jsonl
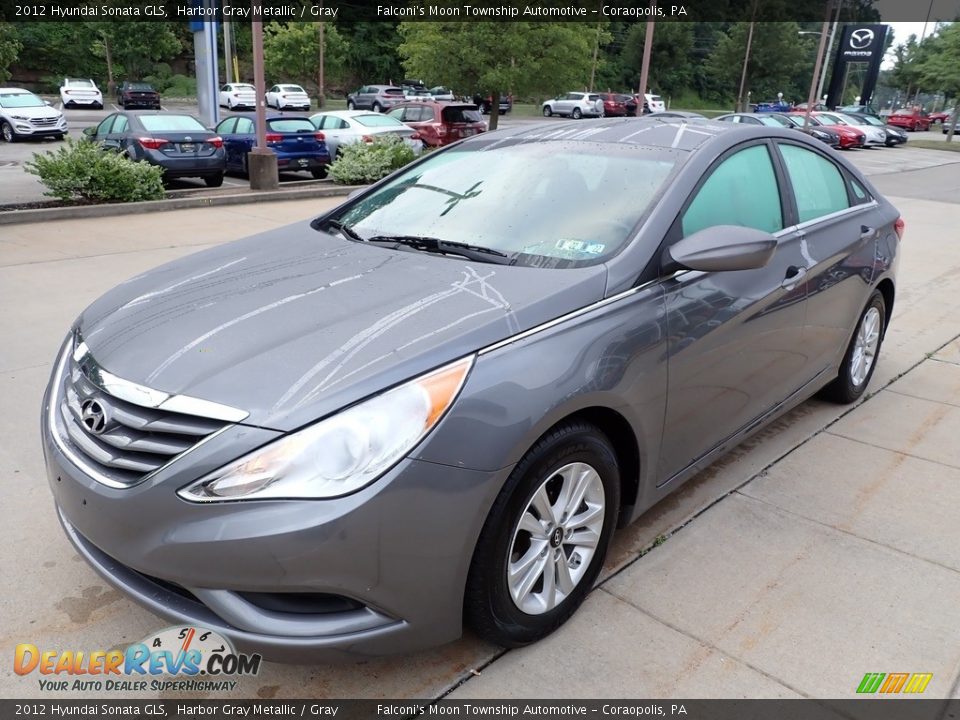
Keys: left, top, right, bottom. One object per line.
{"left": 2, "top": 138, "right": 960, "bottom": 702}
{"left": 2, "top": 100, "right": 957, "bottom": 206}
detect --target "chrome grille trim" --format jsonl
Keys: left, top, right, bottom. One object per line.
{"left": 48, "top": 334, "right": 247, "bottom": 489}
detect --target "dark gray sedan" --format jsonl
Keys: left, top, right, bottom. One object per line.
{"left": 42, "top": 118, "right": 901, "bottom": 661}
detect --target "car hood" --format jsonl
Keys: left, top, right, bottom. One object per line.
{"left": 3, "top": 105, "right": 60, "bottom": 120}
{"left": 76, "top": 223, "right": 608, "bottom": 432}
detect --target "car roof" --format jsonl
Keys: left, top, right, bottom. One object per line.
{"left": 311, "top": 110, "right": 387, "bottom": 119}
{"left": 472, "top": 116, "right": 774, "bottom": 153}
{"left": 392, "top": 100, "right": 477, "bottom": 109}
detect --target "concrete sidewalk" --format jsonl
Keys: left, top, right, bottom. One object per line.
{"left": 2, "top": 189, "right": 960, "bottom": 701}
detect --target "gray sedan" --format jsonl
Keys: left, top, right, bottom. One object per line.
{"left": 309, "top": 110, "right": 423, "bottom": 158}
{"left": 42, "top": 118, "right": 900, "bottom": 661}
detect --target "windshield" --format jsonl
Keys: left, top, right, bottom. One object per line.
{"left": 139, "top": 115, "right": 207, "bottom": 132}
{"left": 267, "top": 118, "right": 315, "bottom": 132}
{"left": 355, "top": 114, "right": 405, "bottom": 128}
{"left": 330, "top": 140, "right": 678, "bottom": 268}
{"left": 0, "top": 92, "right": 45, "bottom": 108}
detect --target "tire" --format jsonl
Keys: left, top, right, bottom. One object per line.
{"left": 53, "top": 134, "right": 65, "bottom": 141}
{"left": 204, "top": 173, "right": 224, "bottom": 188}
{"left": 821, "top": 289, "right": 886, "bottom": 404}
{"left": 465, "top": 421, "right": 620, "bottom": 648}
{"left": 228, "top": 100, "right": 234, "bottom": 110}
{"left": 346, "top": 100, "right": 355, "bottom": 110}
{"left": 572, "top": 107, "right": 582, "bottom": 120}
{"left": 241, "top": 154, "right": 248, "bottom": 178}
{"left": 372, "top": 102, "right": 382, "bottom": 113}
{"left": 1, "top": 121, "right": 16, "bottom": 143}
{"left": 542, "top": 106, "right": 552, "bottom": 117}
{"left": 311, "top": 167, "right": 328, "bottom": 179}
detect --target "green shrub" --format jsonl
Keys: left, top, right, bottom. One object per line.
{"left": 24, "top": 138, "right": 165, "bottom": 203}
{"left": 328, "top": 134, "right": 417, "bottom": 185}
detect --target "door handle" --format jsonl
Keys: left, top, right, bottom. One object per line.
{"left": 860, "top": 225, "right": 878, "bottom": 241}
{"left": 782, "top": 265, "right": 807, "bottom": 289}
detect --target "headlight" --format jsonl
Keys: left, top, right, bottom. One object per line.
{"left": 11, "top": 114, "right": 28, "bottom": 120}
{"left": 178, "top": 356, "right": 474, "bottom": 502}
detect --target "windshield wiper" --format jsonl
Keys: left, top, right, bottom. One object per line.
{"left": 326, "top": 219, "right": 365, "bottom": 243}
{"left": 365, "top": 235, "right": 514, "bottom": 265}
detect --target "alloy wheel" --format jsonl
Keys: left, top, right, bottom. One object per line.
{"left": 506, "top": 462, "right": 605, "bottom": 615}
{"left": 850, "top": 306, "right": 881, "bottom": 387}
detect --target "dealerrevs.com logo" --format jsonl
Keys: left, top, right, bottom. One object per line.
{"left": 14, "top": 626, "right": 261, "bottom": 693}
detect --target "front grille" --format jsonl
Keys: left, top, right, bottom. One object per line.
{"left": 31, "top": 117, "right": 58, "bottom": 127}
{"left": 52, "top": 336, "right": 241, "bottom": 487}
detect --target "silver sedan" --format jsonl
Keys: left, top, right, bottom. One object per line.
{"left": 309, "top": 110, "right": 423, "bottom": 158}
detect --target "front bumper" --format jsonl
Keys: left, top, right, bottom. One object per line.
{"left": 8, "top": 118, "right": 68, "bottom": 137}
{"left": 42, "top": 393, "right": 510, "bottom": 662}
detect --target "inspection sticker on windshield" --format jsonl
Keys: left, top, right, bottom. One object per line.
{"left": 556, "top": 239, "right": 605, "bottom": 256}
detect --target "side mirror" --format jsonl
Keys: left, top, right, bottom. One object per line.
{"left": 82, "top": 126, "right": 97, "bottom": 139}
{"left": 669, "top": 225, "right": 777, "bottom": 272}
{"left": 44, "top": 100, "right": 51, "bottom": 106}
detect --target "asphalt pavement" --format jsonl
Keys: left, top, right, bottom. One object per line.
{"left": 1, "top": 149, "right": 960, "bottom": 702}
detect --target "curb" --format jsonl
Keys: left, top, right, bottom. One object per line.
{"left": 0, "top": 184, "right": 363, "bottom": 226}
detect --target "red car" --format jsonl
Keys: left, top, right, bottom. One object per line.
{"left": 928, "top": 107, "right": 954, "bottom": 124}
{"left": 886, "top": 109, "right": 931, "bottom": 132}
{"left": 387, "top": 101, "right": 486, "bottom": 147}
{"left": 598, "top": 93, "right": 628, "bottom": 117}
{"left": 787, "top": 112, "right": 865, "bottom": 149}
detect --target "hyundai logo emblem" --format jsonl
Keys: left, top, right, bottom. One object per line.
{"left": 80, "top": 398, "right": 108, "bottom": 435}
{"left": 850, "top": 29, "right": 875, "bottom": 50}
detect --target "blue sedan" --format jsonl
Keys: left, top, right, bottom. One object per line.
{"left": 214, "top": 114, "right": 331, "bottom": 178}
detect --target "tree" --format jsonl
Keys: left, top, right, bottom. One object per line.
{"left": 887, "top": 34, "right": 923, "bottom": 96}
{"left": 338, "top": 22, "right": 404, "bottom": 90}
{"left": 399, "top": 22, "right": 603, "bottom": 130}
{"left": 620, "top": 22, "right": 695, "bottom": 98}
{"left": 706, "top": 22, "right": 813, "bottom": 106}
{"left": 91, "top": 20, "right": 182, "bottom": 86}
{"left": 262, "top": 21, "right": 348, "bottom": 97}
{"left": 0, "top": 22, "right": 21, "bottom": 83}
{"left": 915, "top": 23, "right": 960, "bottom": 141}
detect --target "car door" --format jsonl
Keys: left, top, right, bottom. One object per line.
{"left": 319, "top": 116, "right": 350, "bottom": 156}
{"left": 92, "top": 114, "right": 117, "bottom": 147}
{"left": 774, "top": 140, "right": 879, "bottom": 377}
{"left": 657, "top": 141, "right": 811, "bottom": 485}
{"left": 214, "top": 117, "right": 240, "bottom": 168}
{"left": 267, "top": 85, "right": 278, "bottom": 106}
{"left": 104, "top": 114, "right": 130, "bottom": 154}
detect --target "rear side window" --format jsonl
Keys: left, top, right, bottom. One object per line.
{"left": 779, "top": 144, "right": 850, "bottom": 223}
{"left": 267, "top": 119, "right": 315, "bottom": 133}
{"left": 112, "top": 116, "right": 129, "bottom": 133}
{"left": 139, "top": 115, "right": 206, "bottom": 132}
{"left": 355, "top": 114, "right": 404, "bottom": 128}
{"left": 442, "top": 107, "right": 483, "bottom": 124}
{"left": 682, "top": 145, "right": 783, "bottom": 237}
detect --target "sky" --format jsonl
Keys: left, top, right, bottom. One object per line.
{"left": 882, "top": 21, "right": 944, "bottom": 68}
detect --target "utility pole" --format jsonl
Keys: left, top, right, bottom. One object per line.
{"left": 223, "top": 0, "right": 234, "bottom": 84}
{"left": 248, "top": 6, "right": 278, "bottom": 189}
{"left": 589, "top": 19, "right": 601, "bottom": 92}
{"left": 636, "top": 0, "right": 655, "bottom": 116}
{"left": 817, "top": 0, "right": 843, "bottom": 103}
{"left": 317, "top": 0, "right": 325, "bottom": 108}
{"left": 803, "top": 7, "right": 831, "bottom": 128}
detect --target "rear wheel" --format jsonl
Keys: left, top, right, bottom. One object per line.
{"left": 572, "top": 107, "right": 582, "bottom": 119}
{"left": 204, "top": 173, "right": 224, "bottom": 188}
{"left": 346, "top": 100, "right": 355, "bottom": 110}
{"left": 465, "top": 422, "right": 620, "bottom": 647}
{"left": 372, "top": 102, "right": 382, "bottom": 113}
{"left": 821, "top": 289, "right": 886, "bottom": 404}
{"left": 311, "top": 167, "right": 328, "bottom": 179}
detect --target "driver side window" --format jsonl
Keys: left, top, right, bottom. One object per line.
{"left": 682, "top": 145, "right": 783, "bottom": 237}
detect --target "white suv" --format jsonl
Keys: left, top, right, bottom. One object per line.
{"left": 0, "top": 88, "right": 68, "bottom": 142}
{"left": 59, "top": 78, "right": 103, "bottom": 109}
{"left": 541, "top": 92, "right": 604, "bottom": 119}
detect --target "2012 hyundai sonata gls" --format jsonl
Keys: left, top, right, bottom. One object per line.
{"left": 42, "top": 118, "right": 901, "bottom": 662}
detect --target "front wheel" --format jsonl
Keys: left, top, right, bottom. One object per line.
{"left": 821, "top": 289, "right": 886, "bottom": 404}
{"left": 1, "top": 121, "right": 16, "bottom": 143}
{"left": 465, "top": 422, "right": 620, "bottom": 648}
{"left": 542, "top": 106, "right": 552, "bottom": 117}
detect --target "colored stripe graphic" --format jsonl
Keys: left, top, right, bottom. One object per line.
{"left": 903, "top": 673, "right": 933, "bottom": 694}
{"left": 857, "top": 673, "right": 885, "bottom": 693}
{"left": 879, "top": 673, "right": 909, "bottom": 693}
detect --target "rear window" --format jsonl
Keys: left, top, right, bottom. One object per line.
{"left": 128, "top": 83, "right": 153, "bottom": 91}
{"left": 354, "top": 114, "right": 405, "bottom": 128}
{"left": 267, "top": 118, "right": 316, "bottom": 133}
{"left": 384, "top": 88, "right": 404, "bottom": 96}
{"left": 66, "top": 79, "right": 94, "bottom": 87}
{"left": 281, "top": 85, "right": 304, "bottom": 93}
{"left": 234, "top": 85, "right": 256, "bottom": 92}
{"left": 892, "top": 110, "right": 912, "bottom": 116}
{"left": 139, "top": 115, "right": 207, "bottom": 132}
{"left": 442, "top": 106, "right": 483, "bottom": 124}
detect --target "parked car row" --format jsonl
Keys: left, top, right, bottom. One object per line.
{"left": 542, "top": 91, "right": 665, "bottom": 119}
